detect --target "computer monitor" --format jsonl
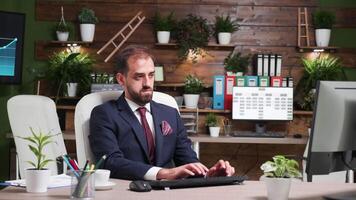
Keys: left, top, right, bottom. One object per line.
{"left": 306, "top": 81, "right": 356, "bottom": 186}
{"left": 232, "top": 87, "right": 293, "bottom": 134}
{"left": 0, "top": 11, "right": 25, "bottom": 84}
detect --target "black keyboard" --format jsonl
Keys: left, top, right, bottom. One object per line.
{"left": 232, "top": 131, "right": 285, "bottom": 138}
{"left": 148, "top": 175, "right": 247, "bottom": 190}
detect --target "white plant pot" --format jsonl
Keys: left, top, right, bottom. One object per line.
{"left": 315, "top": 29, "right": 331, "bottom": 47}
{"left": 218, "top": 32, "right": 232, "bottom": 45}
{"left": 66, "top": 83, "right": 78, "bottom": 97}
{"left": 157, "top": 31, "right": 170, "bottom": 44}
{"left": 209, "top": 127, "right": 220, "bottom": 137}
{"left": 264, "top": 177, "right": 291, "bottom": 200}
{"left": 25, "top": 169, "right": 51, "bottom": 193}
{"left": 80, "top": 24, "right": 95, "bottom": 42}
{"left": 56, "top": 31, "right": 69, "bottom": 41}
{"left": 183, "top": 94, "right": 200, "bottom": 109}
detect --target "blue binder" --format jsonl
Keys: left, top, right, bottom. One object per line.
{"left": 213, "top": 75, "right": 225, "bottom": 110}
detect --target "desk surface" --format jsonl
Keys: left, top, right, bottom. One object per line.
{"left": 1, "top": 179, "right": 355, "bottom": 200}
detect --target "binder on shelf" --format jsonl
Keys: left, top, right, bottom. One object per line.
{"left": 269, "top": 55, "right": 276, "bottom": 76}
{"left": 263, "top": 54, "right": 269, "bottom": 76}
{"left": 224, "top": 75, "right": 236, "bottom": 110}
{"left": 288, "top": 77, "right": 293, "bottom": 87}
{"left": 213, "top": 75, "right": 225, "bottom": 110}
{"left": 270, "top": 76, "right": 282, "bottom": 87}
{"left": 276, "top": 55, "right": 282, "bottom": 76}
{"left": 259, "top": 76, "right": 270, "bottom": 87}
{"left": 282, "top": 77, "right": 288, "bottom": 87}
{"left": 236, "top": 76, "right": 245, "bottom": 87}
{"left": 257, "top": 54, "right": 263, "bottom": 76}
{"left": 245, "top": 76, "right": 258, "bottom": 87}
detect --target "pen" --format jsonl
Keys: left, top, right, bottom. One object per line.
{"left": 0, "top": 182, "right": 24, "bottom": 187}
{"left": 94, "top": 155, "right": 107, "bottom": 169}
{"left": 83, "top": 160, "right": 89, "bottom": 171}
{"left": 62, "top": 155, "right": 80, "bottom": 177}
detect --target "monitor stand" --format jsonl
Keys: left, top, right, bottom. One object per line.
{"left": 255, "top": 122, "right": 266, "bottom": 135}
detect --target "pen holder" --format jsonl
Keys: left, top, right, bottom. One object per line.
{"left": 70, "top": 170, "right": 95, "bottom": 200}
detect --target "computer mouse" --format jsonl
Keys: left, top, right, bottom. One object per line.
{"left": 129, "top": 180, "right": 152, "bottom": 192}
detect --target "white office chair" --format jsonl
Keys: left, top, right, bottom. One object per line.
{"left": 74, "top": 91, "right": 179, "bottom": 167}
{"left": 7, "top": 95, "right": 67, "bottom": 179}
{"left": 302, "top": 129, "right": 353, "bottom": 183}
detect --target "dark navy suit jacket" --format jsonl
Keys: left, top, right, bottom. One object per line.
{"left": 89, "top": 94, "right": 199, "bottom": 180}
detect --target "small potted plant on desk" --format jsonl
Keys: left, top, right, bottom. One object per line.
{"left": 78, "top": 7, "right": 98, "bottom": 42}
{"left": 313, "top": 10, "right": 335, "bottom": 47}
{"left": 214, "top": 15, "right": 239, "bottom": 45}
{"left": 224, "top": 52, "right": 250, "bottom": 76}
{"left": 183, "top": 74, "right": 204, "bottom": 109}
{"left": 153, "top": 11, "right": 176, "bottom": 44}
{"left": 260, "top": 155, "right": 302, "bottom": 200}
{"left": 18, "top": 127, "right": 60, "bottom": 193}
{"left": 205, "top": 113, "right": 220, "bottom": 137}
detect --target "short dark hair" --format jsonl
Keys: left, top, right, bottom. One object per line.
{"left": 116, "top": 45, "right": 155, "bottom": 75}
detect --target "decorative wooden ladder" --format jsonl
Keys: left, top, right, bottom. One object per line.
{"left": 97, "top": 11, "right": 145, "bottom": 62}
{"left": 297, "top": 7, "right": 310, "bottom": 47}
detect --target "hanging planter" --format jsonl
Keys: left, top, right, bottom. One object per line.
{"left": 56, "top": 6, "right": 70, "bottom": 41}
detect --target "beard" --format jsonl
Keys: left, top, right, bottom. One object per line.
{"left": 127, "top": 85, "right": 153, "bottom": 106}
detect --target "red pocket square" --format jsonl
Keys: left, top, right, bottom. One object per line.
{"left": 161, "top": 121, "right": 173, "bottom": 136}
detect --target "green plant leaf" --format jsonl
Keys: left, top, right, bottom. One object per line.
{"left": 39, "top": 159, "right": 53, "bottom": 169}
{"left": 28, "top": 145, "right": 40, "bottom": 157}
{"left": 26, "top": 161, "right": 37, "bottom": 168}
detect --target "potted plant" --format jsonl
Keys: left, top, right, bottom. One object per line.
{"left": 175, "top": 14, "right": 211, "bottom": 62}
{"left": 18, "top": 127, "right": 59, "bottom": 193}
{"left": 295, "top": 55, "right": 342, "bottom": 110}
{"left": 184, "top": 74, "right": 204, "bottom": 109}
{"left": 313, "top": 10, "right": 336, "bottom": 47}
{"left": 223, "top": 52, "right": 250, "bottom": 76}
{"left": 78, "top": 7, "right": 98, "bottom": 42}
{"left": 48, "top": 51, "right": 93, "bottom": 98}
{"left": 214, "top": 15, "right": 239, "bottom": 45}
{"left": 153, "top": 12, "right": 176, "bottom": 44}
{"left": 260, "top": 155, "right": 302, "bottom": 200}
{"left": 205, "top": 113, "right": 220, "bottom": 137}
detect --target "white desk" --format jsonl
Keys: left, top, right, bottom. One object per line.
{"left": 0, "top": 179, "right": 355, "bottom": 200}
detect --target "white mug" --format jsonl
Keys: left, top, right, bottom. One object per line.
{"left": 95, "top": 169, "right": 111, "bottom": 185}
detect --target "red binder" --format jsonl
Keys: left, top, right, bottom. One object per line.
{"left": 224, "top": 75, "right": 236, "bottom": 110}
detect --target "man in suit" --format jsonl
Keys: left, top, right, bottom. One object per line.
{"left": 89, "top": 45, "right": 235, "bottom": 180}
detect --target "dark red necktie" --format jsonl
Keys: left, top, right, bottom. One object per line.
{"left": 137, "top": 107, "right": 155, "bottom": 164}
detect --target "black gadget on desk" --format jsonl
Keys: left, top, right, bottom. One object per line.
{"left": 128, "top": 175, "right": 247, "bottom": 192}
{"left": 129, "top": 180, "right": 152, "bottom": 192}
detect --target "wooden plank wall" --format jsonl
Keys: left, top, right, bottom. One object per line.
{"left": 36, "top": 0, "right": 356, "bottom": 180}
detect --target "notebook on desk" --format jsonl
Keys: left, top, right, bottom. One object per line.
{"left": 148, "top": 175, "right": 247, "bottom": 190}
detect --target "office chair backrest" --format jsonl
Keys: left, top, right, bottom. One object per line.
{"left": 74, "top": 91, "right": 179, "bottom": 167}
{"left": 7, "top": 95, "right": 67, "bottom": 178}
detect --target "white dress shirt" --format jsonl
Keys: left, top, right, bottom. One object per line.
{"left": 125, "top": 98, "right": 161, "bottom": 180}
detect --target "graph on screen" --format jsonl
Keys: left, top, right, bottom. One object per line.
{"left": 0, "top": 37, "right": 17, "bottom": 76}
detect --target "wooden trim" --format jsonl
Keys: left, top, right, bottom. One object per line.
{"left": 189, "top": 134, "right": 308, "bottom": 144}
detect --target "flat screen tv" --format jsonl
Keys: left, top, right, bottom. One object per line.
{"left": 0, "top": 11, "right": 25, "bottom": 84}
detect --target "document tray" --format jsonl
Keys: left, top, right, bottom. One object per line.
{"left": 148, "top": 175, "right": 246, "bottom": 190}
